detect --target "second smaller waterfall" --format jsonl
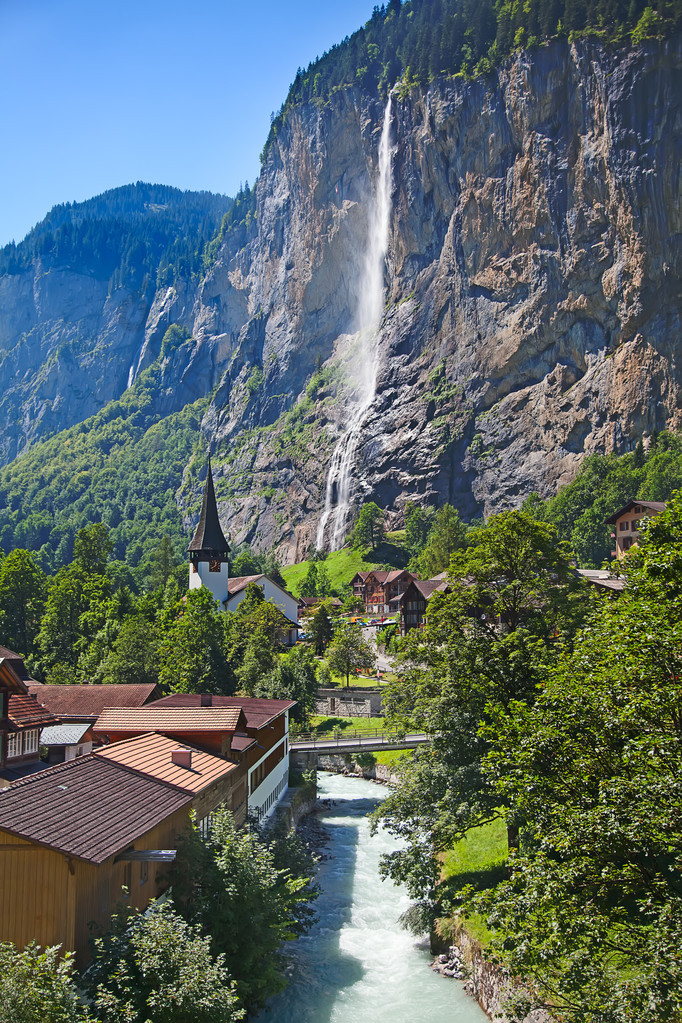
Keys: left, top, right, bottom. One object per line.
{"left": 316, "top": 97, "right": 394, "bottom": 552}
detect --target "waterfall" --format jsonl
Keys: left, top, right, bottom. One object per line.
{"left": 316, "top": 97, "right": 394, "bottom": 551}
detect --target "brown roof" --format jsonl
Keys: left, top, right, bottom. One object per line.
{"left": 0, "top": 648, "right": 31, "bottom": 682}
{"left": 148, "top": 694, "right": 296, "bottom": 729}
{"left": 188, "top": 455, "right": 230, "bottom": 555}
{"left": 414, "top": 579, "right": 442, "bottom": 599}
{"left": 27, "top": 683, "right": 159, "bottom": 722}
{"left": 604, "top": 500, "right": 667, "bottom": 524}
{"left": 0, "top": 755, "right": 191, "bottom": 864}
{"left": 0, "top": 658, "right": 29, "bottom": 696}
{"left": 94, "top": 707, "right": 245, "bottom": 734}
{"left": 95, "top": 733, "right": 236, "bottom": 792}
{"left": 227, "top": 573, "right": 265, "bottom": 595}
{"left": 8, "top": 694, "right": 59, "bottom": 730}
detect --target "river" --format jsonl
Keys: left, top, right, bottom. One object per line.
{"left": 258, "top": 772, "right": 488, "bottom": 1023}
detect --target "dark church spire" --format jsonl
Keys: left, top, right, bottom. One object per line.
{"left": 188, "top": 453, "right": 230, "bottom": 556}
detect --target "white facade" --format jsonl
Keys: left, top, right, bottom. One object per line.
{"left": 227, "top": 576, "right": 299, "bottom": 627}
{"left": 189, "top": 559, "right": 229, "bottom": 604}
{"left": 248, "top": 710, "right": 290, "bottom": 821}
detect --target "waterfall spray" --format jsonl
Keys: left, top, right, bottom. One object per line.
{"left": 316, "top": 97, "right": 394, "bottom": 551}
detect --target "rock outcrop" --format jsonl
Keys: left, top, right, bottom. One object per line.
{"left": 1, "top": 37, "right": 680, "bottom": 558}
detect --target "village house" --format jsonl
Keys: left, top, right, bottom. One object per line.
{"left": 27, "top": 681, "right": 159, "bottom": 728}
{"left": 146, "top": 694, "right": 294, "bottom": 821}
{"left": 40, "top": 723, "right": 94, "bottom": 764}
{"left": 0, "top": 653, "right": 59, "bottom": 786}
{"left": 297, "top": 595, "right": 343, "bottom": 618}
{"left": 605, "top": 500, "right": 667, "bottom": 557}
{"left": 350, "top": 569, "right": 449, "bottom": 634}
{"left": 93, "top": 693, "right": 294, "bottom": 821}
{"left": 0, "top": 751, "right": 193, "bottom": 965}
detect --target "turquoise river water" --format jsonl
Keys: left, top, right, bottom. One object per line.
{"left": 258, "top": 771, "right": 488, "bottom": 1023}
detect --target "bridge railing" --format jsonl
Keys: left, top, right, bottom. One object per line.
{"left": 290, "top": 728, "right": 407, "bottom": 747}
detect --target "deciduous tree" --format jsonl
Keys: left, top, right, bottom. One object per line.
{"left": 326, "top": 621, "right": 376, "bottom": 687}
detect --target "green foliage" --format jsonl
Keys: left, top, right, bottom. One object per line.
{"left": 256, "top": 645, "right": 319, "bottom": 725}
{"left": 73, "top": 523, "right": 113, "bottom": 575}
{"left": 326, "top": 621, "right": 377, "bottom": 687}
{"left": 372, "top": 510, "right": 586, "bottom": 903}
{"left": 525, "top": 432, "right": 682, "bottom": 566}
{"left": 158, "top": 587, "right": 236, "bottom": 695}
{"left": 0, "top": 182, "right": 230, "bottom": 290}
{"left": 0, "top": 549, "right": 47, "bottom": 656}
{"left": 86, "top": 900, "right": 243, "bottom": 1023}
{"left": 0, "top": 358, "right": 206, "bottom": 582}
{"left": 170, "top": 809, "right": 317, "bottom": 1012}
{"left": 471, "top": 496, "right": 682, "bottom": 1020}
{"left": 309, "top": 604, "right": 333, "bottom": 655}
{"left": 0, "top": 942, "right": 87, "bottom": 1023}
{"left": 415, "top": 503, "right": 466, "bottom": 577}
{"left": 263, "top": 0, "right": 677, "bottom": 162}
{"left": 160, "top": 324, "right": 191, "bottom": 358}
{"left": 351, "top": 501, "right": 385, "bottom": 552}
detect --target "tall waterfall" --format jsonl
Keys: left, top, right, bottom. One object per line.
{"left": 316, "top": 97, "right": 394, "bottom": 551}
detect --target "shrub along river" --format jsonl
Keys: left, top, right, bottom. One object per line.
{"left": 259, "top": 772, "right": 488, "bottom": 1023}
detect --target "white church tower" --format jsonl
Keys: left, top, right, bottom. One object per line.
{"left": 188, "top": 454, "right": 230, "bottom": 604}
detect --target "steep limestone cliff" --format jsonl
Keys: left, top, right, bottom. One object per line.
{"left": 194, "top": 36, "right": 682, "bottom": 560}
{"left": 1, "top": 38, "right": 680, "bottom": 561}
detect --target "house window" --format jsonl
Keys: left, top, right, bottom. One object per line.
{"left": 619, "top": 521, "right": 629, "bottom": 531}
{"left": 7, "top": 732, "right": 20, "bottom": 758}
{"left": 140, "top": 860, "right": 149, "bottom": 886}
{"left": 22, "top": 730, "right": 38, "bottom": 755}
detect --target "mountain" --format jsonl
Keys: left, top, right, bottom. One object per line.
{"left": 0, "top": 184, "right": 231, "bottom": 463}
{"left": 0, "top": 7, "right": 681, "bottom": 567}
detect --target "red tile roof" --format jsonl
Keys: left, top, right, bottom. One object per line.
{"left": 96, "top": 733, "right": 237, "bottom": 792}
{"left": 148, "top": 694, "right": 296, "bottom": 729}
{"left": 94, "top": 707, "right": 245, "bottom": 734}
{"left": 8, "top": 694, "right": 59, "bottom": 730}
{"left": 27, "top": 683, "right": 159, "bottom": 721}
{"left": 0, "top": 755, "right": 191, "bottom": 864}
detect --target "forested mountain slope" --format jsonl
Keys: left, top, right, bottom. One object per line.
{"left": 0, "top": 2, "right": 681, "bottom": 563}
{"left": 0, "top": 184, "right": 230, "bottom": 463}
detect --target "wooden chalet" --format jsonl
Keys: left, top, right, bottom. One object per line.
{"left": 605, "top": 500, "right": 667, "bottom": 558}
{"left": 350, "top": 571, "right": 449, "bottom": 633}
{"left": 0, "top": 753, "right": 191, "bottom": 965}
{"left": 297, "top": 596, "right": 343, "bottom": 617}
{"left": 0, "top": 733, "right": 241, "bottom": 965}
{"left": 147, "top": 694, "right": 295, "bottom": 821}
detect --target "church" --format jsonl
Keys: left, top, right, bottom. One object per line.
{"left": 188, "top": 456, "right": 299, "bottom": 642}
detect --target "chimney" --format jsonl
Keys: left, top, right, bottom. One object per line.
{"left": 171, "top": 749, "right": 192, "bottom": 769}
{"left": 200, "top": 694, "right": 212, "bottom": 707}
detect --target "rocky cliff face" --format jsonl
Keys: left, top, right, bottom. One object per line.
{"left": 195, "top": 35, "right": 682, "bottom": 560}
{"left": 2, "top": 37, "right": 680, "bottom": 559}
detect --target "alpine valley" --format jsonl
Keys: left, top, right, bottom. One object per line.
{"left": 1, "top": 5, "right": 681, "bottom": 565}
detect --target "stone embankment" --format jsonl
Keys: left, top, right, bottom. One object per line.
{"left": 317, "top": 753, "right": 400, "bottom": 785}
{"left": 433, "top": 926, "right": 553, "bottom": 1023}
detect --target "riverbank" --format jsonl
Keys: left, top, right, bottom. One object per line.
{"left": 259, "top": 772, "right": 488, "bottom": 1022}
{"left": 295, "top": 767, "right": 550, "bottom": 1023}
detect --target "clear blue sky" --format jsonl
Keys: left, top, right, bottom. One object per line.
{"left": 0, "top": 0, "right": 376, "bottom": 247}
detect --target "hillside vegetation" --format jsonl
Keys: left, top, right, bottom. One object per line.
{"left": 0, "top": 182, "right": 231, "bottom": 290}
{"left": 266, "top": 0, "right": 681, "bottom": 155}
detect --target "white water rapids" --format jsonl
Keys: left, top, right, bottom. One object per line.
{"left": 258, "top": 773, "right": 488, "bottom": 1023}
{"left": 315, "top": 98, "right": 394, "bottom": 551}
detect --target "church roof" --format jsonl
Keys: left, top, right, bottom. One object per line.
{"left": 188, "top": 456, "right": 230, "bottom": 554}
